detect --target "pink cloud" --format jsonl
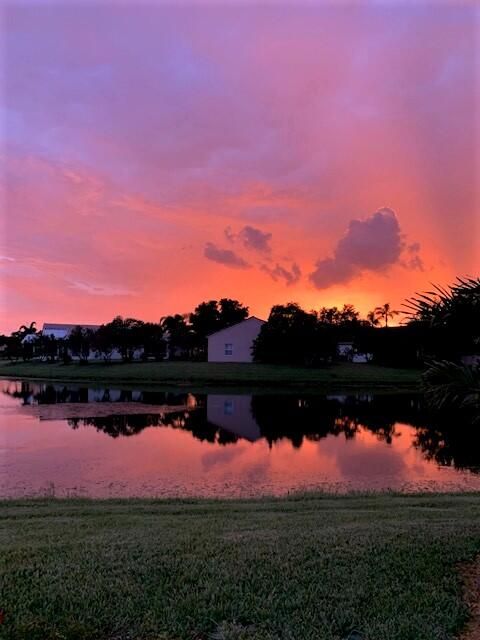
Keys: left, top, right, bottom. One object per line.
{"left": 310, "top": 208, "right": 410, "bottom": 289}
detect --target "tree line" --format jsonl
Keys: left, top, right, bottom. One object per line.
{"left": 1, "top": 277, "right": 479, "bottom": 370}
{"left": 253, "top": 277, "right": 479, "bottom": 368}
{"left": 0, "top": 298, "right": 250, "bottom": 363}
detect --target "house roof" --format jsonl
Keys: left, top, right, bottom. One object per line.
{"left": 42, "top": 323, "right": 101, "bottom": 335}
{"left": 206, "top": 316, "right": 266, "bottom": 338}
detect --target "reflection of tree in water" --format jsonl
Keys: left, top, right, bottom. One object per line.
{"left": 2, "top": 381, "right": 194, "bottom": 407}
{"left": 68, "top": 407, "right": 238, "bottom": 445}
{"left": 250, "top": 395, "right": 401, "bottom": 448}
{"left": 413, "top": 416, "right": 480, "bottom": 472}
{"left": 69, "top": 414, "right": 163, "bottom": 438}
{"left": 251, "top": 394, "right": 480, "bottom": 472}
{"left": 5, "top": 381, "right": 479, "bottom": 471}
{"left": 4, "top": 381, "right": 87, "bottom": 404}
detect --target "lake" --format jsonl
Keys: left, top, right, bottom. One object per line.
{"left": 1, "top": 378, "right": 479, "bottom": 498}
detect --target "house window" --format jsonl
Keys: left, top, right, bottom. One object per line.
{"left": 224, "top": 400, "right": 234, "bottom": 415}
{"left": 224, "top": 343, "right": 233, "bottom": 356}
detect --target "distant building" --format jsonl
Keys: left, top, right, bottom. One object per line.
{"left": 337, "top": 339, "right": 372, "bottom": 363}
{"left": 41, "top": 323, "right": 145, "bottom": 361}
{"left": 337, "top": 341, "right": 354, "bottom": 359}
{"left": 21, "top": 333, "right": 40, "bottom": 344}
{"left": 207, "top": 317, "right": 265, "bottom": 363}
{"left": 42, "top": 323, "right": 100, "bottom": 339}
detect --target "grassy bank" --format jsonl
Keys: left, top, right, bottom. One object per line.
{"left": 1, "top": 494, "right": 479, "bottom": 640}
{"left": 0, "top": 360, "right": 421, "bottom": 391}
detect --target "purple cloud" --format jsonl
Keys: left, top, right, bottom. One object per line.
{"left": 204, "top": 242, "right": 250, "bottom": 269}
{"left": 310, "top": 208, "right": 410, "bottom": 289}
{"left": 225, "top": 225, "right": 272, "bottom": 253}
{"left": 240, "top": 225, "right": 272, "bottom": 253}
{"left": 402, "top": 243, "right": 425, "bottom": 271}
{"left": 261, "top": 262, "right": 301, "bottom": 286}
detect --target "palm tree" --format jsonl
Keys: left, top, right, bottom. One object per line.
{"left": 403, "top": 276, "right": 480, "bottom": 327}
{"left": 422, "top": 360, "right": 479, "bottom": 422}
{"left": 366, "top": 310, "right": 380, "bottom": 327}
{"left": 374, "top": 303, "right": 399, "bottom": 328}
{"left": 13, "top": 321, "right": 37, "bottom": 340}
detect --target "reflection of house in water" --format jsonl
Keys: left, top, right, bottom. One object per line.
{"left": 207, "top": 395, "right": 261, "bottom": 442}
{"left": 326, "top": 393, "right": 373, "bottom": 404}
{"left": 86, "top": 388, "right": 144, "bottom": 403}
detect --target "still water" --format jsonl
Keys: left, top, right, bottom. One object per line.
{"left": 1, "top": 379, "right": 479, "bottom": 498}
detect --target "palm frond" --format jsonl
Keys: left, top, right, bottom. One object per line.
{"left": 422, "top": 360, "right": 480, "bottom": 418}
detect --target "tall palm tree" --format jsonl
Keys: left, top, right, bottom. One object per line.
{"left": 374, "top": 303, "right": 399, "bottom": 328}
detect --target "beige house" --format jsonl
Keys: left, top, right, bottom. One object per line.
{"left": 207, "top": 317, "right": 265, "bottom": 363}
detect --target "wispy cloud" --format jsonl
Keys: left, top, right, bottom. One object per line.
{"left": 67, "top": 280, "right": 137, "bottom": 297}
{"left": 261, "top": 262, "right": 301, "bottom": 286}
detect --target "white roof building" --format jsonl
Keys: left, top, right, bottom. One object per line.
{"left": 42, "top": 323, "right": 100, "bottom": 339}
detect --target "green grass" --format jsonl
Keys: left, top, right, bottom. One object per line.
{"left": 1, "top": 494, "right": 479, "bottom": 640}
{"left": 0, "top": 361, "right": 420, "bottom": 391}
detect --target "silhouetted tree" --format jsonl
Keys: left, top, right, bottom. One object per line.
{"left": 37, "top": 334, "right": 58, "bottom": 362}
{"left": 317, "top": 306, "right": 342, "bottom": 325}
{"left": 253, "top": 302, "right": 336, "bottom": 365}
{"left": 93, "top": 324, "right": 115, "bottom": 361}
{"left": 374, "top": 303, "right": 399, "bottom": 328}
{"left": 161, "top": 314, "right": 194, "bottom": 360}
{"left": 404, "top": 276, "right": 480, "bottom": 360}
{"left": 139, "top": 322, "right": 166, "bottom": 361}
{"left": 218, "top": 298, "right": 249, "bottom": 328}
{"left": 10, "top": 321, "right": 39, "bottom": 361}
{"left": 68, "top": 326, "right": 94, "bottom": 363}
{"left": 13, "top": 321, "right": 37, "bottom": 341}
{"left": 316, "top": 304, "right": 360, "bottom": 327}
{"left": 189, "top": 298, "right": 249, "bottom": 360}
{"left": 366, "top": 310, "right": 380, "bottom": 327}
{"left": 101, "top": 316, "right": 145, "bottom": 362}
{"left": 189, "top": 300, "right": 220, "bottom": 339}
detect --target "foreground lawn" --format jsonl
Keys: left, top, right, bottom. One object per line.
{"left": 0, "top": 360, "right": 420, "bottom": 390}
{"left": 1, "top": 494, "right": 479, "bottom": 640}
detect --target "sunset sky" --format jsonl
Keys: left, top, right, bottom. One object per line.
{"left": 1, "top": 1, "right": 479, "bottom": 334}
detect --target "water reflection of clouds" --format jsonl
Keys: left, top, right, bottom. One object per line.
{"left": 317, "top": 425, "right": 437, "bottom": 487}
{"left": 243, "top": 459, "right": 271, "bottom": 485}
{"left": 201, "top": 443, "right": 272, "bottom": 487}
{"left": 334, "top": 442, "right": 407, "bottom": 482}
{"left": 201, "top": 445, "right": 246, "bottom": 471}
{"left": 2, "top": 380, "right": 480, "bottom": 497}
